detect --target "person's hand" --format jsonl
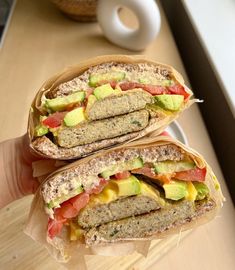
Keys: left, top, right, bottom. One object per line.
{"left": 0, "top": 134, "right": 40, "bottom": 208}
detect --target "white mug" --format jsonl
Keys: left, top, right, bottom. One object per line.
{"left": 97, "top": 0, "right": 161, "bottom": 51}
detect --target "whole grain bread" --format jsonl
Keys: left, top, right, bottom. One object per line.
{"left": 32, "top": 130, "right": 139, "bottom": 159}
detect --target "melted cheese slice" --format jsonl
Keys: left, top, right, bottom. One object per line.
{"left": 90, "top": 179, "right": 165, "bottom": 205}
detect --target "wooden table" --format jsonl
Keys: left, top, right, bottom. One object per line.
{"left": 0, "top": 0, "right": 234, "bottom": 269}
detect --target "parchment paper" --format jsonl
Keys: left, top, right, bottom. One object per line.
{"left": 27, "top": 55, "right": 196, "bottom": 160}
{"left": 25, "top": 136, "right": 224, "bottom": 269}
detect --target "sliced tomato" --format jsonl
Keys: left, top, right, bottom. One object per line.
{"left": 131, "top": 166, "right": 154, "bottom": 176}
{"left": 47, "top": 178, "right": 109, "bottom": 239}
{"left": 119, "top": 82, "right": 190, "bottom": 99}
{"left": 42, "top": 112, "right": 66, "bottom": 128}
{"left": 95, "top": 80, "right": 117, "bottom": 88}
{"left": 55, "top": 192, "right": 90, "bottom": 219}
{"left": 66, "top": 103, "right": 81, "bottom": 111}
{"left": 56, "top": 202, "right": 78, "bottom": 219}
{"left": 115, "top": 171, "right": 131, "bottom": 180}
{"left": 87, "top": 178, "right": 108, "bottom": 194}
{"left": 141, "top": 85, "right": 169, "bottom": 95}
{"left": 131, "top": 167, "right": 171, "bottom": 184}
{"left": 53, "top": 208, "right": 67, "bottom": 222}
{"left": 55, "top": 213, "right": 67, "bottom": 223}
{"left": 69, "top": 192, "right": 90, "bottom": 211}
{"left": 47, "top": 218, "right": 64, "bottom": 239}
{"left": 85, "top": 88, "right": 94, "bottom": 99}
{"left": 167, "top": 84, "right": 190, "bottom": 100}
{"left": 47, "top": 192, "right": 90, "bottom": 238}
{"left": 174, "top": 167, "right": 206, "bottom": 182}
{"left": 119, "top": 82, "right": 168, "bottom": 95}
{"left": 119, "top": 82, "right": 140, "bottom": 91}
{"left": 109, "top": 81, "right": 118, "bottom": 89}
{"left": 154, "top": 174, "right": 172, "bottom": 184}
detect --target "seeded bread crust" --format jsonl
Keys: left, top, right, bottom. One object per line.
{"left": 84, "top": 199, "right": 215, "bottom": 245}
{"left": 48, "top": 62, "right": 170, "bottom": 98}
{"left": 32, "top": 131, "right": 138, "bottom": 159}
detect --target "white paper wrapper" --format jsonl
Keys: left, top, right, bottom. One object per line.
{"left": 28, "top": 55, "right": 196, "bottom": 160}
{"left": 25, "top": 191, "right": 151, "bottom": 269}
{"left": 25, "top": 136, "right": 224, "bottom": 269}
{"left": 32, "top": 160, "right": 68, "bottom": 183}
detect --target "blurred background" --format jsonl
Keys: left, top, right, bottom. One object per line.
{"left": 0, "top": 0, "right": 234, "bottom": 269}
{"left": 0, "top": 0, "right": 13, "bottom": 38}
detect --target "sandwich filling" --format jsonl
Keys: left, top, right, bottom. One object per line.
{"left": 33, "top": 62, "right": 191, "bottom": 153}
{"left": 43, "top": 144, "right": 216, "bottom": 244}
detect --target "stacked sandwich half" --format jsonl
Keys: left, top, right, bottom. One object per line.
{"left": 26, "top": 55, "right": 224, "bottom": 262}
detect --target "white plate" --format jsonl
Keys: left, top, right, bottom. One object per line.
{"left": 165, "top": 121, "right": 188, "bottom": 145}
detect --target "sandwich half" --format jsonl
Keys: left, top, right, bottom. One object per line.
{"left": 34, "top": 136, "right": 223, "bottom": 253}
{"left": 28, "top": 55, "right": 195, "bottom": 160}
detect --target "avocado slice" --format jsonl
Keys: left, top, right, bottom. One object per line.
{"left": 161, "top": 80, "right": 173, "bottom": 87}
{"left": 147, "top": 103, "right": 173, "bottom": 114}
{"left": 111, "top": 175, "right": 141, "bottom": 197}
{"left": 139, "top": 78, "right": 173, "bottom": 86}
{"left": 64, "top": 107, "right": 86, "bottom": 127}
{"left": 154, "top": 161, "right": 195, "bottom": 174}
{"left": 193, "top": 182, "right": 209, "bottom": 200}
{"left": 101, "top": 158, "right": 143, "bottom": 179}
{"left": 45, "top": 91, "right": 85, "bottom": 112}
{"left": 93, "top": 84, "right": 115, "bottom": 100}
{"left": 89, "top": 71, "right": 126, "bottom": 87}
{"left": 163, "top": 180, "right": 188, "bottom": 200}
{"left": 34, "top": 124, "right": 49, "bottom": 137}
{"left": 139, "top": 78, "right": 150, "bottom": 84}
{"left": 155, "top": 94, "right": 184, "bottom": 111}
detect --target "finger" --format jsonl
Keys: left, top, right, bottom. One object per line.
{"left": 20, "top": 134, "right": 43, "bottom": 164}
